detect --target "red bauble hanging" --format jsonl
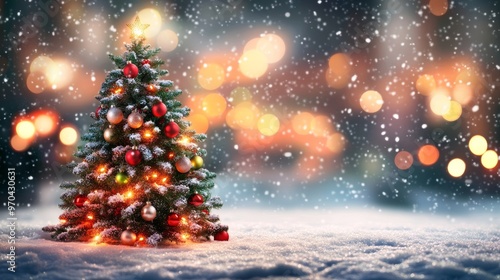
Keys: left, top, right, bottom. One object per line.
{"left": 214, "top": 230, "right": 229, "bottom": 241}
{"left": 164, "top": 121, "right": 180, "bottom": 138}
{"left": 152, "top": 102, "right": 167, "bottom": 117}
{"left": 95, "top": 106, "right": 101, "bottom": 119}
{"left": 188, "top": 194, "right": 204, "bottom": 207}
{"left": 74, "top": 194, "right": 87, "bottom": 207}
{"left": 166, "top": 213, "right": 181, "bottom": 227}
{"left": 141, "top": 59, "right": 151, "bottom": 65}
{"left": 123, "top": 61, "right": 139, "bottom": 78}
{"left": 125, "top": 149, "right": 142, "bottom": 166}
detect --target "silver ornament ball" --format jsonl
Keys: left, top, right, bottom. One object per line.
{"left": 127, "top": 111, "right": 144, "bottom": 129}
{"left": 107, "top": 107, "right": 124, "bottom": 124}
{"left": 175, "top": 156, "right": 192, "bottom": 173}
{"left": 120, "top": 229, "right": 137, "bottom": 246}
{"left": 141, "top": 201, "right": 157, "bottom": 221}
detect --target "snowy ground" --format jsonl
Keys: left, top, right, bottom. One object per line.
{"left": 0, "top": 207, "right": 499, "bottom": 280}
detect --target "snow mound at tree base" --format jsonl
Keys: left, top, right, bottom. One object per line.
{"left": 1, "top": 207, "right": 499, "bottom": 279}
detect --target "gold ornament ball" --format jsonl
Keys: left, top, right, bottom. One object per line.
{"left": 127, "top": 111, "right": 144, "bottom": 129}
{"left": 103, "top": 127, "right": 117, "bottom": 143}
{"left": 106, "top": 107, "right": 124, "bottom": 124}
{"left": 120, "top": 230, "right": 137, "bottom": 246}
{"left": 141, "top": 201, "right": 157, "bottom": 221}
{"left": 191, "top": 155, "right": 204, "bottom": 169}
{"left": 175, "top": 156, "right": 192, "bottom": 173}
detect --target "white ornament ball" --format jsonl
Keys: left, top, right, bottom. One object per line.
{"left": 141, "top": 201, "right": 157, "bottom": 221}
{"left": 127, "top": 111, "right": 144, "bottom": 129}
{"left": 175, "top": 156, "right": 192, "bottom": 173}
{"left": 107, "top": 107, "right": 124, "bottom": 124}
{"left": 120, "top": 230, "right": 137, "bottom": 246}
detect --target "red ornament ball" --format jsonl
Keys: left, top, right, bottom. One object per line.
{"left": 141, "top": 59, "right": 151, "bottom": 65}
{"left": 123, "top": 62, "right": 139, "bottom": 78}
{"left": 202, "top": 209, "right": 209, "bottom": 215}
{"left": 166, "top": 213, "right": 181, "bottom": 227}
{"left": 164, "top": 121, "right": 180, "bottom": 138}
{"left": 95, "top": 106, "right": 101, "bottom": 119}
{"left": 74, "top": 194, "right": 87, "bottom": 207}
{"left": 214, "top": 231, "right": 229, "bottom": 241}
{"left": 125, "top": 149, "right": 142, "bottom": 166}
{"left": 188, "top": 194, "right": 204, "bottom": 207}
{"left": 152, "top": 102, "right": 167, "bottom": 117}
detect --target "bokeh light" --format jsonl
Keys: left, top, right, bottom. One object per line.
{"left": 429, "top": 91, "right": 450, "bottom": 116}
{"left": 34, "top": 114, "right": 57, "bottom": 136}
{"left": 325, "top": 53, "right": 351, "bottom": 89}
{"left": 417, "top": 145, "right": 440, "bottom": 166}
{"left": 198, "top": 63, "right": 225, "bottom": 90}
{"left": 429, "top": 0, "right": 448, "bottom": 16}
{"left": 157, "top": 29, "right": 179, "bottom": 52}
{"left": 16, "top": 120, "right": 36, "bottom": 139}
{"left": 137, "top": 8, "right": 162, "bottom": 38}
{"left": 26, "top": 72, "right": 46, "bottom": 94}
{"left": 186, "top": 113, "right": 209, "bottom": 134}
{"left": 257, "top": 114, "right": 280, "bottom": 136}
{"left": 30, "top": 55, "right": 54, "bottom": 73}
{"left": 481, "top": 150, "right": 498, "bottom": 169}
{"left": 238, "top": 49, "right": 268, "bottom": 79}
{"left": 59, "top": 126, "right": 79, "bottom": 146}
{"left": 45, "top": 59, "right": 73, "bottom": 89}
{"left": 202, "top": 93, "right": 227, "bottom": 118}
{"left": 452, "top": 84, "right": 473, "bottom": 105}
{"left": 226, "top": 102, "right": 259, "bottom": 130}
{"left": 442, "top": 100, "right": 462, "bottom": 122}
{"left": 230, "top": 87, "right": 252, "bottom": 104}
{"left": 469, "top": 135, "right": 487, "bottom": 156}
{"left": 311, "top": 115, "right": 333, "bottom": 137}
{"left": 326, "top": 133, "right": 346, "bottom": 154}
{"left": 255, "top": 34, "right": 286, "bottom": 64}
{"left": 415, "top": 74, "right": 436, "bottom": 96}
{"left": 292, "top": 112, "right": 314, "bottom": 135}
{"left": 394, "top": 151, "right": 413, "bottom": 170}
{"left": 447, "top": 158, "right": 466, "bottom": 178}
{"left": 360, "top": 90, "right": 384, "bottom": 113}
{"left": 10, "top": 135, "right": 32, "bottom": 152}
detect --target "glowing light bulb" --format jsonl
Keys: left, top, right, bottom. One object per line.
{"left": 126, "top": 191, "right": 133, "bottom": 199}
{"left": 87, "top": 215, "right": 94, "bottom": 220}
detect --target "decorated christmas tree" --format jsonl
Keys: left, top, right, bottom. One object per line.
{"left": 42, "top": 17, "right": 229, "bottom": 246}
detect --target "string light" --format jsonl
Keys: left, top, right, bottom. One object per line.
{"left": 125, "top": 191, "right": 133, "bottom": 199}
{"left": 87, "top": 214, "right": 94, "bottom": 220}
{"left": 112, "top": 86, "right": 124, "bottom": 94}
{"left": 59, "top": 219, "right": 67, "bottom": 224}
{"left": 97, "top": 165, "right": 108, "bottom": 174}
{"left": 180, "top": 217, "right": 188, "bottom": 226}
{"left": 181, "top": 233, "right": 189, "bottom": 241}
{"left": 94, "top": 235, "right": 101, "bottom": 242}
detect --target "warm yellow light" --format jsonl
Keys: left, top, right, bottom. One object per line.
{"left": 453, "top": 84, "right": 473, "bottom": 105}
{"left": 360, "top": 90, "right": 384, "bottom": 113}
{"left": 325, "top": 53, "right": 351, "bottom": 89}
{"left": 442, "top": 100, "right": 462, "bottom": 122}
{"left": 87, "top": 215, "right": 94, "bottom": 220}
{"left": 97, "top": 165, "right": 107, "bottom": 174}
{"left": 238, "top": 49, "right": 268, "bottom": 79}
{"left": 59, "top": 219, "right": 67, "bottom": 224}
{"left": 181, "top": 233, "right": 189, "bottom": 241}
{"left": 226, "top": 102, "right": 259, "bottom": 130}
{"left": 113, "top": 87, "right": 124, "bottom": 94}
{"left": 447, "top": 158, "right": 466, "bottom": 178}
{"left": 257, "top": 114, "right": 280, "bottom": 136}
{"left": 198, "top": 63, "right": 225, "bottom": 90}
{"left": 45, "top": 60, "right": 73, "bottom": 89}
{"left": 186, "top": 113, "right": 209, "bottom": 134}
{"left": 202, "top": 93, "right": 227, "bottom": 118}
{"left": 152, "top": 173, "right": 158, "bottom": 179}
{"left": 138, "top": 236, "right": 145, "bottom": 242}
{"left": 94, "top": 235, "right": 101, "bottom": 242}
{"left": 126, "top": 191, "right": 133, "bottom": 199}
{"left": 161, "top": 177, "right": 168, "bottom": 183}
{"left": 255, "top": 34, "right": 286, "bottom": 64}
{"left": 16, "top": 120, "right": 36, "bottom": 139}
{"left": 59, "top": 127, "right": 78, "bottom": 146}
{"left": 311, "top": 115, "right": 333, "bottom": 137}
{"left": 180, "top": 217, "right": 188, "bottom": 225}
{"left": 136, "top": 9, "right": 161, "bottom": 38}
{"left": 127, "top": 16, "right": 150, "bottom": 39}
{"left": 481, "top": 150, "right": 498, "bottom": 169}
{"left": 469, "top": 135, "right": 488, "bottom": 156}
{"left": 26, "top": 72, "right": 47, "bottom": 94}
{"left": 415, "top": 74, "right": 436, "bottom": 96}
{"left": 143, "top": 130, "right": 153, "bottom": 139}
{"left": 34, "top": 114, "right": 56, "bottom": 136}
{"left": 157, "top": 29, "right": 179, "bottom": 52}
{"left": 429, "top": 92, "right": 450, "bottom": 116}
{"left": 30, "top": 55, "right": 54, "bottom": 73}
{"left": 292, "top": 112, "right": 314, "bottom": 135}
{"left": 179, "top": 137, "right": 190, "bottom": 144}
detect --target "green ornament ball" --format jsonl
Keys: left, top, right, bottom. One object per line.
{"left": 115, "top": 172, "right": 129, "bottom": 184}
{"left": 191, "top": 155, "right": 204, "bottom": 169}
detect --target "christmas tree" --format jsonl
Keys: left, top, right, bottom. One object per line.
{"left": 42, "top": 17, "right": 229, "bottom": 246}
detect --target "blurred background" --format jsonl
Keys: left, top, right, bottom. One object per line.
{"left": 1, "top": 0, "right": 499, "bottom": 213}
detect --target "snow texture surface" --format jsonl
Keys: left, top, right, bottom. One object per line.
{"left": 1, "top": 207, "right": 499, "bottom": 280}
